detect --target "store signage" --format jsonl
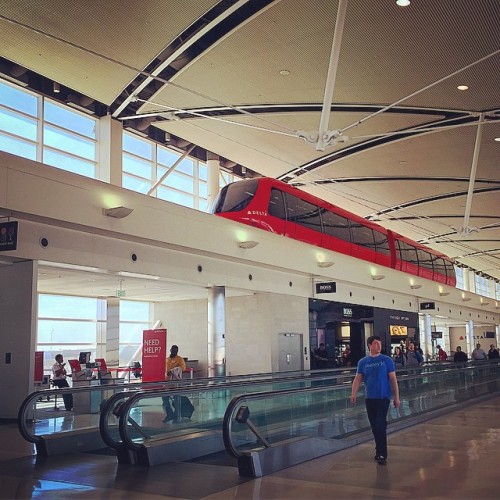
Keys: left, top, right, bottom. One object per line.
{"left": 315, "top": 282, "right": 336, "bottom": 294}
{"left": 420, "top": 302, "right": 435, "bottom": 310}
{"left": 342, "top": 307, "right": 353, "bottom": 318}
{"left": 0, "top": 221, "right": 18, "bottom": 251}
{"left": 390, "top": 325, "right": 407, "bottom": 336}
{"left": 431, "top": 332, "right": 443, "bottom": 339}
{"left": 142, "top": 328, "right": 167, "bottom": 382}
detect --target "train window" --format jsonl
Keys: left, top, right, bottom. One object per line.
{"left": 373, "top": 231, "right": 390, "bottom": 256}
{"left": 269, "top": 188, "right": 286, "bottom": 219}
{"left": 351, "top": 223, "right": 376, "bottom": 250}
{"left": 444, "top": 260, "right": 455, "bottom": 279}
{"left": 322, "top": 211, "right": 351, "bottom": 241}
{"left": 212, "top": 179, "right": 258, "bottom": 213}
{"left": 284, "top": 193, "right": 322, "bottom": 231}
{"left": 398, "top": 241, "right": 418, "bottom": 265}
{"left": 434, "top": 257, "right": 447, "bottom": 275}
{"left": 417, "top": 249, "right": 434, "bottom": 270}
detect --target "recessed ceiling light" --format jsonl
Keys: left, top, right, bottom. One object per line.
{"left": 494, "top": 137, "right": 500, "bottom": 142}
{"left": 396, "top": 0, "right": 410, "bottom": 6}
{"left": 457, "top": 85, "right": 469, "bottom": 91}
{"left": 279, "top": 69, "right": 290, "bottom": 76}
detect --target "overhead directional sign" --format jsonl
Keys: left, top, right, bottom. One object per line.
{"left": 0, "top": 221, "right": 18, "bottom": 251}
{"left": 315, "top": 282, "right": 336, "bottom": 294}
{"left": 420, "top": 302, "right": 436, "bottom": 310}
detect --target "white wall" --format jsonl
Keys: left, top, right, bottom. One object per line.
{"left": 153, "top": 292, "right": 309, "bottom": 377}
{"left": 154, "top": 299, "right": 208, "bottom": 376}
{"left": 0, "top": 260, "right": 37, "bottom": 419}
{"left": 226, "top": 293, "right": 309, "bottom": 375}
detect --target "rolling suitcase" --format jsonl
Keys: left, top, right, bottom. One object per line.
{"left": 173, "top": 395, "right": 194, "bottom": 419}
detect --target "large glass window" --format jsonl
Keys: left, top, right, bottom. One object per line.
{"left": 455, "top": 266, "right": 464, "bottom": 289}
{"left": 475, "top": 274, "right": 489, "bottom": 297}
{"left": 0, "top": 80, "right": 38, "bottom": 160}
{"left": 37, "top": 294, "right": 104, "bottom": 373}
{"left": 42, "top": 101, "right": 97, "bottom": 177}
{"left": 38, "top": 294, "right": 153, "bottom": 373}
{"left": 0, "top": 80, "right": 98, "bottom": 177}
{"left": 122, "top": 131, "right": 210, "bottom": 211}
{"left": 119, "top": 300, "right": 151, "bottom": 366}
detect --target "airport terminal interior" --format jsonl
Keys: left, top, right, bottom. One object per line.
{"left": 0, "top": 1, "right": 499, "bottom": 498}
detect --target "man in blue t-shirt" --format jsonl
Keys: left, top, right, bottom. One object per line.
{"left": 351, "top": 336, "right": 400, "bottom": 465}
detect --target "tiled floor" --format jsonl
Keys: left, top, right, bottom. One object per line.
{"left": 1, "top": 395, "right": 499, "bottom": 499}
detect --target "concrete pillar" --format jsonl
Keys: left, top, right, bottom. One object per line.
{"left": 106, "top": 298, "right": 120, "bottom": 366}
{"left": 466, "top": 320, "right": 474, "bottom": 355}
{"left": 424, "top": 314, "right": 432, "bottom": 361}
{"left": 99, "top": 115, "right": 123, "bottom": 186}
{"left": 0, "top": 260, "right": 37, "bottom": 418}
{"left": 208, "top": 286, "right": 225, "bottom": 377}
{"left": 206, "top": 153, "right": 220, "bottom": 210}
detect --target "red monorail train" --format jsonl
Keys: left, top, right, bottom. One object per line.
{"left": 212, "top": 177, "right": 456, "bottom": 287}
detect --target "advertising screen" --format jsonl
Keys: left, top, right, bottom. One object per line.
{"left": 390, "top": 325, "right": 407, "bottom": 336}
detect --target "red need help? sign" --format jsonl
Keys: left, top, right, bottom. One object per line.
{"left": 141, "top": 329, "right": 167, "bottom": 382}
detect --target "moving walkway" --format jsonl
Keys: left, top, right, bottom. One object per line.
{"left": 18, "top": 368, "right": 356, "bottom": 456}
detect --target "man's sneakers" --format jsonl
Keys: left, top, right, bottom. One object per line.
{"left": 374, "top": 455, "right": 387, "bottom": 465}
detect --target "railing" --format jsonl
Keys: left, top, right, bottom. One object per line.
{"left": 222, "top": 361, "right": 500, "bottom": 476}
{"left": 18, "top": 367, "right": 355, "bottom": 449}
{"left": 100, "top": 369, "right": 357, "bottom": 456}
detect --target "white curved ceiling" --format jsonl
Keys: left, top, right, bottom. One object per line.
{"left": 1, "top": 0, "right": 499, "bottom": 280}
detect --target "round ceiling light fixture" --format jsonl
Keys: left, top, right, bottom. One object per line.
{"left": 396, "top": 0, "right": 410, "bottom": 6}
{"left": 457, "top": 85, "right": 469, "bottom": 91}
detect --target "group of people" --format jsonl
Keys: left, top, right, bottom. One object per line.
{"left": 392, "top": 341, "right": 424, "bottom": 369}
{"left": 312, "top": 343, "right": 352, "bottom": 368}
{"left": 453, "top": 343, "right": 500, "bottom": 362}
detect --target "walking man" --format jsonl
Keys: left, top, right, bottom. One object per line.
{"left": 350, "top": 336, "right": 400, "bottom": 465}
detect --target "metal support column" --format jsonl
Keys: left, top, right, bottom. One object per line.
{"left": 207, "top": 153, "right": 220, "bottom": 211}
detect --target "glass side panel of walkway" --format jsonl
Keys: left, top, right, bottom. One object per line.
{"left": 113, "top": 362, "right": 499, "bottom": 468}
{"left": 18, "top": 368, "right": 357, "bottom": 455}
{"left": 222, "top": 361, "right": 500, "bottom": 476}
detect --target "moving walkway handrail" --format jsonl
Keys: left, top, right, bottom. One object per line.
{"left": 222, "top": 385, "right": 336, "bottom": 459}
{"left": 222, "top": 361, "right": 500, "bottom": 461}
{"left": 104, "top": 362, "right": 467, "bottom": 453}
{"left": 112, "top": 370, "right": 358, "bottom": 452}
{"left": 19, "top": 367, "right": 352, "bottom": 445}
{"left": 102, "top": 369, "right": 358, "bottom": 451}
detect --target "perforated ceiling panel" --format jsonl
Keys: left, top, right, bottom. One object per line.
{"left": 0, "top": 0, "right": 219, "bottom": 104}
